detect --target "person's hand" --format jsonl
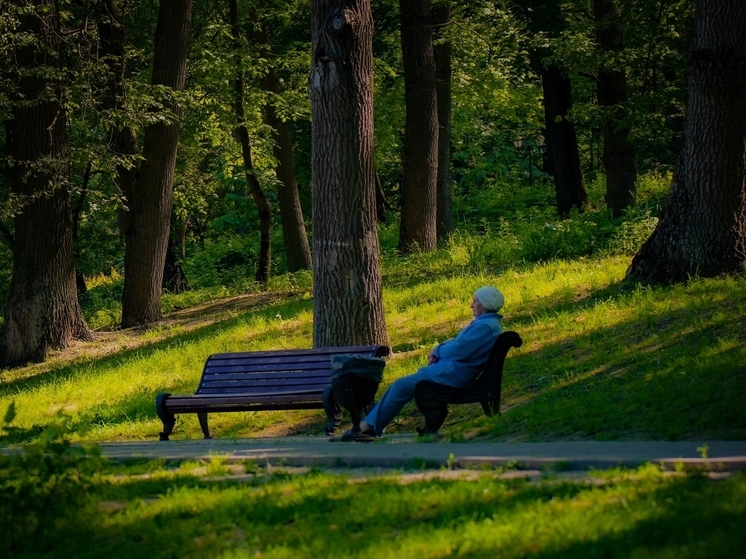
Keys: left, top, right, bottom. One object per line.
{"left": 427, "top": 351, "right": 439, "bottom": 365}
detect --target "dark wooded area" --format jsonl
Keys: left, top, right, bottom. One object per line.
{"left": 0, "top": 0, "right": 744, "bottom": 366}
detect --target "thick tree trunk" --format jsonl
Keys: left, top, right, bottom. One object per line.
{"left": 260, "top": 48, "right": 312, "bottom": 272}
{"left": 535, "top": 59, "right": 588, "bottom": 215}
{"left": 595, "top": 0, "right": 637, "bottom": 217}
{"left": 96, "top": 0, "right": 141, "bottom": 240}
{"left": 120, "top": 0, "right": 192, "bottom": 327}
{"left": 433, "top": 1, "right": 453, "bottom": 241}
{"left": 229, "top": 0, "right": 271, "bottom": 288}
{"left": 310, "top": 0, "right": 389, "bottom": 349}
{"left": 398, "top": 0, "right": 438, "bottom": 253}
{"left": 1, "top": 1, "right": 91, "bottom": 367}
{"left": 514, "top": 0, "right": 587, "bottom": 215}
{"left": 627, "top": 0, "right": 746, "bottom": 283}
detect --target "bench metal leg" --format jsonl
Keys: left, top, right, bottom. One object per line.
{"left": 155, "top": 393, "right": 175, "bottom": 441}
{"left": 479, "top": 392, "right": 502, "bottom": 417}
{"left": 414, "top": 381, "right": 449, "bottom": 434}
{"left": 322, "top": 385, "right": 342, "bottom": 435}
{"left": 197, "top": 412, "right": 211, "bottom": 439}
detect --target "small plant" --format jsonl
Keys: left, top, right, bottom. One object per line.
{"left": 0, "top": 403, "right": 103, "bottom": 556}
{"left": 206, "top": 456, "right": 230, "bottom": 477}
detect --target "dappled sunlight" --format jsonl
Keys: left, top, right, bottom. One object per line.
{"left": 9, "top": 464, "right": 743, "bottom": 558}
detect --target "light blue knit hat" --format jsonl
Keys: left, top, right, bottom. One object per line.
{"left": 474, "top": 286, "right": 504, "bottom": 312}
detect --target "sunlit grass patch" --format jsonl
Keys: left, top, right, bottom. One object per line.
{"left": 4, "top": 457, "right": 744, "bottom": 558}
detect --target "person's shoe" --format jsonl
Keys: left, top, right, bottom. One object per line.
{"left": 341, "top": 423, "right": 377, "bottom": 442}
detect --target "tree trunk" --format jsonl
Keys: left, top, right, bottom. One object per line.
{"left": 594, "top": 0, "right": 637, "bottom": 217}
{"left": 162, "top": 231, "right": 190, "bottom": 294}
{"left": 513, "top": 0, "right": 587, "bottom": 215}
{"left": 258, "top": 29, "right": 312, "bottom": 272}
{"left": 398, "top": 0, "right": 438, "bottom": 253}
{"left": 627, "top": 0, "right": 746, "bottom": 284}
{"left": 310, "top": 0, "right": 389, "bottom": 349}
{"left": 72, "top": 163, "right": 91, "bottom": 296}
{"left": 96, "top": 0, "right": 141, "bottom": 242}
{"left": 433, "top": 1, "right": 453, "bottom": 241}
{"left": 229, "top": 0, "right": 272, "bottom": 288}
{"left": 120, "top": 0, "right": 192, "bottom": 328}
{"left": 1, "top": 0, "right": 91, "bottom": 367}
{"left": 534, "top": 58, "right": 588, "bottom": 215}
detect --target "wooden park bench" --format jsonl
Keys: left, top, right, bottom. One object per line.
{"left": 414, "top": 330, "right": 523, "bottom": 435}
{"left": 155, "top": 345, "right": 389, "bottom": 440}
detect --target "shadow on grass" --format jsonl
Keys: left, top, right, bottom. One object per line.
{"left": 475, "top": 302, "right": 746, "bottom": 441}
{"left": 0, "top": 296, "right": 313, "bottom": 394}
{"left": 6, "top": 467, "right": 745, "bottom": 558}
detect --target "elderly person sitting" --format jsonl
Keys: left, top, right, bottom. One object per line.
{"left": 348, "top": 286, "right": 505, "bottom": 440}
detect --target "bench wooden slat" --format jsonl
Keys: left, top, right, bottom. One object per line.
{"left": 198, "top": 381, "right": 330, "bottom": 393}
{"left": 203, "top": 362, "right": 331, "bottom": 374}
{"left": 199, "top": 371, "right": 330, "bottom": 383}
{"left": 207, "top": 345, "right": 382, "bottom": 360}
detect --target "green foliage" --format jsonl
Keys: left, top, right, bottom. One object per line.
{"left": 0, "top": 404, "right": 103, "bottom": 556}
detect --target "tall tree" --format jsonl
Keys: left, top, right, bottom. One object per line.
{"left": 594, "top": 0, "right": 637, "bottom": 216}
{"left": 228, "top": 0, "right": 272, "bottom": 288}
{"left": 120, "top": 0, "right": 193, "bottom": 327}
{"left": 627, "top": 0, "right": 746, "bottom": 283}
{"left": 256, "top": 22, "right": 312, "bottom": 273}
{"left": 512, "top": 0, "right": 588, "bottom": 215}
{"left": 398, "top": 0, "right": 439, "bottom": 253}
{"left": 97, "top": 0, "right": 140, "bottom": 240}
{"left": 433, "top": 0, "right": 453, "bottom": 241}
{"left": 1, "top": 0, "right": 91, "bottom": 366}
{"left": 310, "top": 0, "right": 389, "bottom": 348}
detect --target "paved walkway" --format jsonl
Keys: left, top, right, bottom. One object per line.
{"left": 94, "top": 437, "right": 746, "bottom": 471}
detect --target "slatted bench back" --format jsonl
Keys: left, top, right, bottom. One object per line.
{"left": 196, "top": 345, "right": 387, "bottom": 398}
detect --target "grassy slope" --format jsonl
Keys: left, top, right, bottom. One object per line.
{"left": 1, "top": 252, "right": 744, "bottom": 444}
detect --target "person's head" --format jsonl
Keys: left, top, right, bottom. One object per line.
{"left": 471, "top": 286, "right": 504, "bottom": 317}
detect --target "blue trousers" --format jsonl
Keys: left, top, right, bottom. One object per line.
{"left": 364, "top": 361, "right": 478, "bottom": 435}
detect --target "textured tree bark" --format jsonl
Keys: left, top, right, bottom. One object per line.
{"left": 627, "top": 0, "right": 746, "bottom": 283}
{"left": 259, "top": 37, "right": 312, "bottom": 272}
{"left": 120, "top": 0, "right": 192, "bottom": 327}
{"left": 594, "top": 0, "right": 637, "bottom": 217}
{"left": 1, "top": 0, "right": 91, "bottom": 367}
{"left": 96, "top": 0, "right": 141, "bottom": 242}
{"left": 534, "top": 59, "right": 588, "bottom": 215}
{"left": 433, "top": 1, "right": 453, "bottom": 241}
{"left": 227, "top": 0, "right": 271, "bottom": 288}
{"left": 398, "top": 0, "right": 438, "bottom": 253}
{"left": 310, "top": 0, "right": 389, "bottom": 349}
{"left": 514, "top": 0, "right": 587, "bottom": 215}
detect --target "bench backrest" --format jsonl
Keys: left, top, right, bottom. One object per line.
{"left": 450, "top": 330, "right": 523, "bottom": 408}
{"left": 196, "top": 345, "right": 389, "bottom": 397}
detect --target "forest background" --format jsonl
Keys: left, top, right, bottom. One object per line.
{"left": 0, "top": 0, "right": 709, "bottom": 345}
{"left": 0, "top": 0, "right": 743, "bottom": 409}
{"left": 1, "top": 1, "right": 746, "bottom": 556}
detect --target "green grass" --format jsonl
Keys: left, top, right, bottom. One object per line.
{"left": 1, "top": 253, "right": 744, "bottom": 444}
{"left": 3, "top": 454, "right": 745, "bottom": 558}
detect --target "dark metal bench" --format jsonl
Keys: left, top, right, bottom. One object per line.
{"left": 414, "top": 331, "right": 523, "bottom": 434}
{"left": 155, "top": 345, "right": 389, "bottom": 440}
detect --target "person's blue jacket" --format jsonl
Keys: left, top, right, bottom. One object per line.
{"left": 427, "top": 311, "right": 503, "bottom": 387}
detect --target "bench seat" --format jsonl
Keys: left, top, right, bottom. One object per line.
{"left": 156, "top": 345, "right": 389, "bottom": 440}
